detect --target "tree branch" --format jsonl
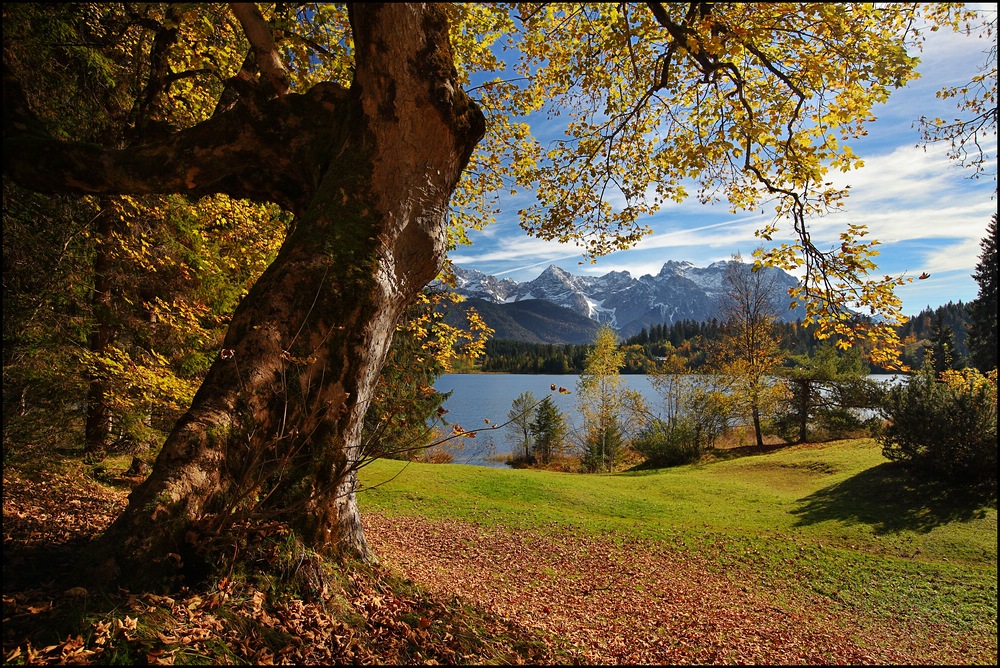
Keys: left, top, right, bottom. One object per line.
{"left": 3, "top": 67, "right": 349, "bottom": 215}
{"left": 229, "top": 2, "right": 291, "bottom": 96}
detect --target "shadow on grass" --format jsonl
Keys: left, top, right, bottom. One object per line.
{"left": 701, "top": 442, "right": 791, "bottom": 462}
{"left": 623, "top": 443, "right": 792, "bottom": 475}
{"left": 791, "top": 461, "right": 996, "bottom": 534}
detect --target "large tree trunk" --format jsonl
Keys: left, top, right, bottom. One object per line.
{"left": 4, "top": 3, "right": 484, "bottom": 589}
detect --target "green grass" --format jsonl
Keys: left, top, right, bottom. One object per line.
{"left": 358, "top": 439, "right": 997, "bottom": 636}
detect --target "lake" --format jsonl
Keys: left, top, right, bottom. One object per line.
{"left": 431, "top": 373, "right": 905, "bottom": 468}
{"left": 430, "top": 373, "right": 631, "bottom": 467}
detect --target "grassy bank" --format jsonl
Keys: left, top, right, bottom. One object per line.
{"left": 358, "top": 439, "right": 997, "bottom": 641}
{"left": 3, "top": 437, "right": 994, "bottom": 663}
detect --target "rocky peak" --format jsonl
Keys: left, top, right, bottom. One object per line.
{"left": 450, "top": 261, "right": 801, "bottom": 338}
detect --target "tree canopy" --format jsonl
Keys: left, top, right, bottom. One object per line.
{"left": 968, "top": 214, "right": 998, "bottom": 371}
{"left": 3, "top": 2, "right": 992, "bottom": 582}
{"left": 916, "top": 11, "right": 998, "bottom": 182}
{"left": 5, "top": 3, "right": 987, "bottom": 367}
{"left": 446, "top": 2, "right": 982, "bottom": 369}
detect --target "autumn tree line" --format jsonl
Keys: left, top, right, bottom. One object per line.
{"left": 480, "top": 300, "right": 978, "bottom": 376}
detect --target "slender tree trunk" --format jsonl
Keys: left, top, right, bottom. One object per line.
{"left": 797, "top": 380, "right": 809, "bottom": 444}
{"left": 752, "top": 404, "right": 764, "bottom": 449}
{"left": 68, "top": 4, "right": 484, "bottom": 589}
{"left": 84, "top": 202, "right": 116, "bottom": 456}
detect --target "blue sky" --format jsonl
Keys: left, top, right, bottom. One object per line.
{"left": 450, "top": 9, "right": 997, "bottom": 317}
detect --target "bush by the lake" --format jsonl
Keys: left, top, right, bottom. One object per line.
{"left": 582, "top": 418, "right": 626, "bottom": 472}
{"left": 773, "top": 400, "right": 877, "bottom": 443}
{"left": 632, "top": 417, "right": 702, "bottom": 467}
{"left": 877, "top": 366, "right": 997, "bottom": 489}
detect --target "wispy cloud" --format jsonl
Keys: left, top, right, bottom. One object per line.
{"left": 449, "top": 233, "right": 586, "bottom": 266}
{"left": 450, "top": 11, "right": 997, "bottom": 314}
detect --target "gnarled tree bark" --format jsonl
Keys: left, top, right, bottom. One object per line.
{"left": 3, "top": 3, "right": 484, "bottom": 588}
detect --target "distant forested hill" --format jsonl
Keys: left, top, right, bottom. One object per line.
{"left": 442, "top": 297, "right": 601, "bottom": 345}
{"left": 895, "top": 301, "right": 972, "bottom": 368}
{"left": 467, "top": 302, "right": 973, "bottom": 374}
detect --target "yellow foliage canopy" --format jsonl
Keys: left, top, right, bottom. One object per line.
{"left": 441, "top": 2, "right": 979, "bottom": 369}
{"left": 11, "top": 3, "right": 984, "bottom": 370}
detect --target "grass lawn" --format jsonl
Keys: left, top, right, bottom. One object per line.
{"left": 2, "top": 437, "right": 994, "bottom": 664}
{"left": 358, "top": 438, "right": 997, "bottom": 645}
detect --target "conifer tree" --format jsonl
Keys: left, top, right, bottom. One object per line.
{"left": 968, "top": 215, "right": 998, "bottom": 371}
{"left": 929, "top": 312, "right": 960, "bottom": 374}
{"left": 530, "top": 397, "right": 567, "bottom": 466}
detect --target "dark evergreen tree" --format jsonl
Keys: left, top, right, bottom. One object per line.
{"left": 968, "top": 214, "right": 998, "bottom": 371}
{"left": 878, "top": 364, "right": 997, "bottom": 490}
{"left": 530, "top": 396, "right": 567, "bottom": 465}
{"left": 928, "top": 312, "right": 961, "bottom": 374}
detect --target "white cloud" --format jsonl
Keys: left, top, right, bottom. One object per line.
{"left": 449, "top": 10, "right": 996, "bottom": 314}
{"left": 450, "top": 235, "right": 583, "bottom": 265}
{"left": 924, "top": 237, "right": 987, "bottom": 274}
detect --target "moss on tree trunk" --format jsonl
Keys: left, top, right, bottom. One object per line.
{"left": 4, "top": 4, "right": 484, "bottom": 591}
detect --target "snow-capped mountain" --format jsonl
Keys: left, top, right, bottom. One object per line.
{"left": 451, "top": 267, "right": 519, "bottom": 303}
{"left": 451, "top": 262, "right": 801, "bottom": 338}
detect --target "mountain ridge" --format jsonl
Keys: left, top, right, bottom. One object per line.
{"left": 442, "top": 297, "right": 602, "bottom": 345}
{"left": 447, "top": 261, "right": 801, "bottom": 340}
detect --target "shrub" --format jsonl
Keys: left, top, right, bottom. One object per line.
{"left": 633, "top": 417, "right": 702, "bottom": 467}
{"left": 687, "top": 388, "right": 733, "bottom": 449}
{"left": 530, "top": 396, "right": 567, "bottom": 466}
{"left": 877, "top": 366, "right": 997, "bottom": 488}
{"left": 582, "top": 419, "right": 625, "bottom": 472}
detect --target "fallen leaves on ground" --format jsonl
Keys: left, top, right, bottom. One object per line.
{"left": 363, "top": 513, "right": 994, "bottom": 665}
{"left": 2, "top": 466, "right": 993, "bottom": 665}
{"left": 2, "top": 468, "right": 543, "bottom": 665}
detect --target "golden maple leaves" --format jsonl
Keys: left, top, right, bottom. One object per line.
{"left": 445, "top": 3, "right": 960, "bottom": 368}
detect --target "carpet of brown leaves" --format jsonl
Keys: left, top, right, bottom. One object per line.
{"left": 2, "top": 466, "right": 992, "bottom": 665}
{"left": 363, "top": 513, "right": 992, "bottom": 665}
{"left": 2, "top": 468, "right": 543, "bottom": 665}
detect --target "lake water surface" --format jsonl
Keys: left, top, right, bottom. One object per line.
{"left": 432, "top": 374, "right": 635, "bottom": 467}
{"left": 432, "top": 373, "right": 904, "bottom": 467}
